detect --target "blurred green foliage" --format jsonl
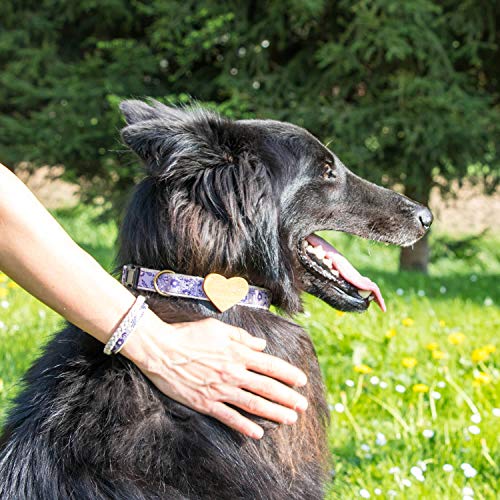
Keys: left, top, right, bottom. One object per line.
{"left": 0, "top": 0, "right": 498, "bottom": 207}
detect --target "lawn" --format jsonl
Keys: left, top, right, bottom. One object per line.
{"left": 0, "top": 205, "right": 498, "bottom": 499}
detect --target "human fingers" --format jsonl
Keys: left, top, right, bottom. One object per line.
{"left": 208, "top": 401, "right": 264, "bottom": 439}
{"left": 240, "top": 371, "right": 308, "bottom": 412}
{"left": 222, "top": 386, "right": 298, "bottom": 424}
{"left": 227, "top": 325, "right": 266, "bottom": 351}
{"left": 245, "top": 350, "right": 308, "bottom": 388}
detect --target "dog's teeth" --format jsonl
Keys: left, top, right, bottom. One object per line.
{"left": 314, "top": 246, "right": 326, "bottom": 259}
{"left": 331, "top": 269, "right": 339, "bottom": 277}
{"left": 322, "top": 258, "right": 333, "bottom": 268}
{"left": 306, "top": 245, "right": 315, "bottom": 254}
{"left": 358, "top": 290, "right": 372, "bottom": 299}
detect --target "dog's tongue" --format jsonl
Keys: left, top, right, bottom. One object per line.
{"left": 306, "top": 234, "right": 386, "bottom": 312}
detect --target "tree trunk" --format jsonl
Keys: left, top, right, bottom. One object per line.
{"left": 399, "top": 184, "right": 432, "bottom": 273}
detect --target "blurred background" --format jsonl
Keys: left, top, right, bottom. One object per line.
{"left": 0, "top": 1, "right": 499, "bottom": 498}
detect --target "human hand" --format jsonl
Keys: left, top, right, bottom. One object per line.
{"left": 121, "top": 314, "right": 308, "bottom": 439}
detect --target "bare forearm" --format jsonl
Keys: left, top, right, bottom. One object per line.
{"left": 0, "top": 164, "right": 136, "bottom": 343}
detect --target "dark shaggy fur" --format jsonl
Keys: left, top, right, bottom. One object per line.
{"left": 0, "top": 100, "right": 432, "bottom": 499}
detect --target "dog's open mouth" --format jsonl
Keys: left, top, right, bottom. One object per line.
{"left": 298, "top": 233, "right": 386, "bottom": 312}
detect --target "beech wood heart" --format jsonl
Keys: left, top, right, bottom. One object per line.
{"left": 203, "top": 273, "right": 249, "bottom": 312}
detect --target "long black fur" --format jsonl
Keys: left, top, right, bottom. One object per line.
{"left": 0, "top": 100, "right": 431, "bottom": 499}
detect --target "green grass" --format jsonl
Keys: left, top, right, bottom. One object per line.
{"left": 0, "top": 206, "right": 498, "bottom": 499}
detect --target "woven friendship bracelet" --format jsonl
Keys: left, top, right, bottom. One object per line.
{"left": 103, "top": 295, "right": 149, "bottom": 355}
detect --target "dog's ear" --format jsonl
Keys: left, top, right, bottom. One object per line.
{"left": 120, "top": 100, "right": 196, "bottom": 169}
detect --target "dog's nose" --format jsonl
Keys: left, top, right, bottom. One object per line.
{"left": 416, "top": 207, "right": 433, "bottom": 230}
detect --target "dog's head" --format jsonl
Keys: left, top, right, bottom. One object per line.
{"left": 119, "top": 99, "right": 432, "bottom": 314}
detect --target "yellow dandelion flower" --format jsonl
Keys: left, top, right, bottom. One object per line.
{"left": 448, "top": 332, "right": 466, "bottom": 345}
{"left": 354, "top": 364, "right": 373, "bottom": 374}
{"left": 336, "top": 311, "right": 346, "bottom": 317}
{"left": 385, "top": 328, "right": 397, "bottom": 339}
{"left": 402, "top": 317, "right": 414, "bottom": 327}
{"left": 402, "top": 357, "right": 418, "bottom": 369}
{"left": 7, "top": 282, "right": 18, "bottom": 289}
{"left": 432, "top": 350, "right": 446, "bottom": 360}
{"left": 484, "top": 344, "right": 496, "bottom": 354}
{"left": 439, "top": 320, "right": 446, "bottom": 327}
{"left": 0, "top": 289, "right": 8, "bottom": 299}
{"left": 473, "top": 371, "right": 492, "bottom": 385}
{"left": 0, "top": 378, "right": 3, "bottom": 391}
{"left": 412, "top": 383, "right": 429, "bottom": 393}
{"left": 425, "top": 342, "right": 439, "bottom": 351}
{"left": 472, "top": 348, "right": 490, "bottom": 363}
{"left": 0, "top": 274, "right": 7, "bottom": 283}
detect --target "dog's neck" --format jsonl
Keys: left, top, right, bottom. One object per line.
{"left": 121, "top": 264, "right": 273, "bottom": 313}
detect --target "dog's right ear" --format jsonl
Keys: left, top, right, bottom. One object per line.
{"left": 120, "top": 99, "right": 189, "bottom": 125}
{"left": 120, "top": 99, "right": 192, "bottom": 168}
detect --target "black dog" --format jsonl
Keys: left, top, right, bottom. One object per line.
{"left": 0, "top": 100, "right": 432, "bottom": 499}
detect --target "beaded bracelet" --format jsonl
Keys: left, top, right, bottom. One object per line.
{"left": 103, "top": 295, "right": 149, "bottom": 355}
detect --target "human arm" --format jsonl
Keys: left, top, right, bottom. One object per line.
{"left": 0, "top": 164, "right": 308, "bottom": 438}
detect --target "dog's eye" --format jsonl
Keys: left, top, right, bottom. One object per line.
{"left": 322, "top": 162, "right": 336, "bottom": 180}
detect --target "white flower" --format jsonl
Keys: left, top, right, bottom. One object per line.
{"left": 422, "top": 429, "right": 434, "bottom": 438}
{"left": 439, "top": 286, "right": 447, "bottom": 294}
{"left": 463, "top": 496, "right": 473, "bottom": 500}
{"left": 252, "top": 80, "right": 261, "bottom": 90}
{"left": 375, "top": 433, "right": 387, "bottom": 446}
{"left": 395, "top": 384, "right": 406, "bottom": 393}
{"left": 442, "top": 464, "right": 453, "bottom": 472}
{"left": 463, "top": 465, "right": 477, "bottom": 479}
{"left": 417, "top": 289, "right": 426, "bottom": 297}
{"left": 38, "top": 309, "right": 46, "bottom": 319}
{"left": 361, "top": 444, "right": 371, "bottom": 452}
{"left": 0, "top": 300, "right": 9, "bottom": 308}
{"left": 359, "top": 488, "right": 370, "bottom": 498}
{"left": 396, "top": 288, "right": 404, "bottom": 296}
{"left": 370, "top": 376, "right": 380, "bottom": 385}
{"left": 261, "top": 40, "right": 270, "bottom": 48}
{"left": 437, "top": 381, "right": 446, "bottom": 388}
{"left": 484, "top": 297, "right": 493, "bottom": 307}
{"left": 345, "top": 379, "right": 355, "bottom": 387}
{"left": 431, "top": 391, "right": 441, "bottom": 400}
{"left": 470, "top": 274, "right": 477, "bottom": 282}
{"left": 462, "top": 486, "right": 474, "bottom": 496}
{"left": 379, "top": 381, "right": 388, "bottom": 389}
{"left": 417, "top": 461, "right": 427, "bottom": 472}
{"left": 468, "top": 425, "right": 480, "bottom": 435}
{"left": 493, "top": 408, "right": 500, "bottom": 417}
{"left": 387, "top": 490, "right": 397, "bottom": 497}
{"left": 374, "top": 488, "right": 382, "bottom": 496}
{"left": 470, "top": 414, "right": 481, "bottom": 424}
{"left": 460, "top": 463, "right": 471, "bottom": 470}
{"left": 334, "top": 403, "right": 345, "bottom": 413}
{"left": 410, "top": 466, "right": 424, "bottom": 481}
{"left": 402, "top": 479, "right": 412, "bottom": 487}
{"left": 389, "top": 467, "right": 400, "bottom": 475}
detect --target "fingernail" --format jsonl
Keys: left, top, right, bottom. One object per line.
{"left": 255, "top": 338, "right": 266, "bottom": 348}
{"left": 285, "top": 412, "right": 298, "bottom": 424}
{"left": 295, "top": 398, "right": 308, "bottom": 412}
{"left": 297, "top": 373, "right": 307, "bottom": 386}
{"left": 253, "top": 428, "right": 264, "bottom": 439}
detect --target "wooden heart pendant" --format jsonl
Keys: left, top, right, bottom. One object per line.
{"left": 203, "top": 273, "right": 249, "bottom": 312}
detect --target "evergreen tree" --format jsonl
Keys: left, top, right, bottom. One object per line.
{"left": 1, "top": 1, "right": 498, "bottom": 270}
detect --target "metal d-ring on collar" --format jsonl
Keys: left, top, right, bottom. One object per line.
{"left": 152, "top": 269, "right": 175, "bottom": 297}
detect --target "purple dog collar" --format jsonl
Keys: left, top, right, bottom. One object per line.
{"left": 121, "top": 265, "right": 272, "bottom": 310}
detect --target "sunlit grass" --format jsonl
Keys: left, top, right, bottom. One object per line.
{"left": 0, "top": 206, "right": 498, "bottom": 499}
